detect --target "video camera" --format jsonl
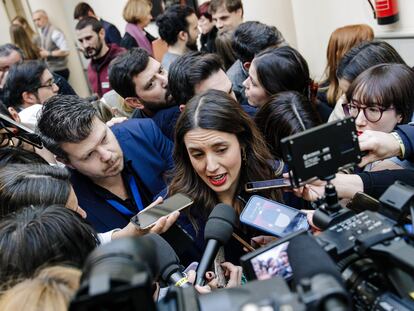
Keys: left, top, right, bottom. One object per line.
{"left": 69, "top": 118, "right": 414, "bottom": 310}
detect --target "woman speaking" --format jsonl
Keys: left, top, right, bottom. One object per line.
{"left": 169, "top": 89, "right": 284, "bottom": 262}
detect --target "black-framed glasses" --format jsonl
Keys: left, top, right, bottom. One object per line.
{"left": 342, "top": 100, "right": 394, "bottom": 123}
{"left": 37, "top": 78, "right": 56, "bottom": 90}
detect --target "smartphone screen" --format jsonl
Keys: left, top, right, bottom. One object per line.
{"left": 249, "top": 240, "right": 292, "bottom": 280}
{"left": 245, "top": 179, "right": 291, "bottom": 192}
{"left": 133, "top": 193, "right": 193, "bottom": 229}
{"left": 240, "top": 195, "right": 309, "bottom": 237}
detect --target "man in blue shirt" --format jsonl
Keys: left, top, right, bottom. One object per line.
{"left": 37, "top": 94, "right": 174, "bottom": 232}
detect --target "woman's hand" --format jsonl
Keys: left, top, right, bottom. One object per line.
{"left": 188, "top": 262, "right": 243, "bottom": 294}
{"left": 250, "top": 235, "right": 277, "bottom": 248}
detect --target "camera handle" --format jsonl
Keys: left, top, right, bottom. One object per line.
{"left": 312, "top": 176, "right": 354, "bottom": 230}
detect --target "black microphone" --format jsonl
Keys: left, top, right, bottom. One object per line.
{"left": 287, "top": 234, "right": 351, "bottom": 311}
{"left": 195, "top": 203, "right": 236, "bottom": 286}
{"left": 145, "top": 233, "right": 191, "bottom": 288}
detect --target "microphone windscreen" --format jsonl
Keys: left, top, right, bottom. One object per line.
{"left": 143, "top": 233, "right": 181, "bottom": 281}
{"left": 287, "top": 233, "right": 344, "bottom": 286}
{"left": 204, "top": 204, "right": 236, "bottom": 244}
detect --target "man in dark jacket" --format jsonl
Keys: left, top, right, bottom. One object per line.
{"left": 76, "top": 17, "right": 125, "bottom": 97}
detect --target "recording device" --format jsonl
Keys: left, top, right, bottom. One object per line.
{"left": 195, "top": 203, "right": 236, "bottom": 286}
{"left": 0, "top": 112, "right": 43, "bottom": 148}
{"left": 240, "top": 230, "right": 306, "bottom": 281}
{"left": 69, "top": 235, "right": 159, "bottom": 311}
{"left": 244, "top": 178, "right": 291, "bottom": 192}
{"left": 131, "top": 193, "right": 193, "bottom": 229}
{"left": 282, "top": 117, "right": 362, "bottom": 230}
{"left": 314, "top": 182, "right": 414, "bottom": 310}
{"left": 239, "top": 195, "right": 309, "bottom": 237}
{"left": 281, "top": 117, "right": 362, "bottom": 187}
{"left": 287, "top": 233, "right": 351, "bottom": 311}
{"left": 147, "top": 234, "right": 190, "bottom": 288}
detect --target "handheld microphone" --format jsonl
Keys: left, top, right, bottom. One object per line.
{"left": 145, "top": 234, "right": 191, "bottom": 288}
{"left": 195, "top": 203, "right": 236, "bottom": 286}
{"left": 287, "top": 233, "right": 351, "bottom": 311}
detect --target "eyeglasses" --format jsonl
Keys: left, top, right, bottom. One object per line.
{"left": 342, "top": 100, "right": 394, "bottom": 123}
{"left": 37, "top": 78, "right": 56, "bottom": 90}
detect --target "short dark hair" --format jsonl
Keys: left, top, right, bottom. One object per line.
{"left": 253, "top": 46, "right": 311, "bottom": 98}
{"left": 0, "top": 147, "right": 47, "bottom": 168}
{"left": 0, "top": 205, "right": 98, "bottom": 289}
{"left": 73, "top": 2, "right": 95, "bottom": 19}
{"left": 337, "top": 41, "right": 405, "bottom": 82}
{"left": 255, "top": 91, "right": 320, "bottom": 159}
{"left": 3, "top": 60, "right": 47, "bottom": 108}
{"left": 346, "top": 63, "right": 414, "bottom": 124}
{"left": 209, "top": 0, "right": 243, "bottom": 15}
{"left": 232, "top": 21, "right": 286, "bottom": 64}
{"left": 108, "top": 47, "right": 150, "bottom": 99}
{"left": 0, "top": 43, "right": 24, "bottom": 59}
{"left": 168, "top": 52, "right": 223, "bottom": 105}
{"left": 75, "top": 16, "right": 103, "bottom": 33}
{"left": 37, "top": 95, "right": 99, "bottom": 160}
{"left": 156, "top": 4, "right": 195, "bottom": 46}
{"left": 0, "top": 163, "right": 71, "bottom": 218}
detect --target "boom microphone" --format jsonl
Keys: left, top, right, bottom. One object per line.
{"left": 195, "top": 203, "right": 236, "bottom": 286}
{"left": 287, "top": 233, "right": 351, "bottom": 311}
{"left": 145, "top": 234, "right": 191, "bottom": 288}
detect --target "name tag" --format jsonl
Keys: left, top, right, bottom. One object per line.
{"left": 101, "top": 81, "right": 110, "bottom": 89}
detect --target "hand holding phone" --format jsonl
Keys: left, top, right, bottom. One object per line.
{"left": 130, "top": 193, "right": 193, "bottom": 230}
{"left": 240, "top": 195, "right": 309, "bottom": 237}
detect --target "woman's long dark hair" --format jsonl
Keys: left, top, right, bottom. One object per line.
{"left": 253, "top": 46, "right": 311, "bottom": 99}
{"left": 169, "top": 90, "right": 282, "bottom": 229}
{"left": 255, "top": 91, "right": 320, "bottom": 159}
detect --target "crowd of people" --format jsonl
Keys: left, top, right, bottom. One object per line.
{"left": 0, "top": 0, "right": 413, "bottom": 309}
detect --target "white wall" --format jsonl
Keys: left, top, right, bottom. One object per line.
{"left": 291, "top": 0, "right": 414, "bottom": 80}
{"left": 243, "top": 0, "right": 297, "bottom": 47}
{"left": 0, "top": 2, "right": 11, "bottom": 44}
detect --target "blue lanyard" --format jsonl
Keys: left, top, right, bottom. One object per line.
{"left": 106, "top": 175, "right": 144, "bottom": 216}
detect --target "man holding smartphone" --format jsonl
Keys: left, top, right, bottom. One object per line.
{"left": 37, "top": 95, "right": 176, "bottom": 233}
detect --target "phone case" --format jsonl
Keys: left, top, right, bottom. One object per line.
{"left": 240, "top": 195, "right": 309, "bottom": 237}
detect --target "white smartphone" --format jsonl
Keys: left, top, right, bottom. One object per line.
{"left": 130, "top": 193, "right": 193, "bottom": 229}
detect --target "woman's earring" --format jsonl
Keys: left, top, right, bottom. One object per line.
{"left": 242, "top": 148, "right": 247, "bottom": 163}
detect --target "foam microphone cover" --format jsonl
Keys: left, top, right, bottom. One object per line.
{"left": 204, "top": 203, "right": 237, "bottom": 244}
{"left": 143, "top": 233, "right": 182, "bottom": 281}
{"left": 287, "top": 233, "right": 344, "bottom": 286}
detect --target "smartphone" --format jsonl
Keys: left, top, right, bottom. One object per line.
{"left": 240, "top": 230, "right": 307, "bottom": 281}
{"left": 131, "top": 193, "right": 193, "bottom": 229}
{"left": 240, "top": 195, "right": 309, "bottom": 237}
{"left": 245, "top": 178, "right": 291, "bottom": 192}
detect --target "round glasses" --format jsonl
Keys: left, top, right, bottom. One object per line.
{"left": 37, "top": 78, "right": 56, "bottom": 90}
{"left": 342, "top": 100, "right": 394, "bottom": 123}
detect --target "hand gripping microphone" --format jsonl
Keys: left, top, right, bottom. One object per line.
{"left": 145, "top": 233, "right": 191, "bottom": 288}
{"left": 287, "top": 234, "right": 351, "bottom": 311}
{"left": 195, "top": 203, "right": 236, "bottom": 286}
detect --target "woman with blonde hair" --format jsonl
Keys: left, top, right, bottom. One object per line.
{"left": 120, "top": 0, "right": 154, "bottom": 54}
{"left": 0, "top": 266, "right": 81, "bottom": 311}
{"left": 9, "top": 24, "right": 41, "bottom": 60}
{"left": 319, "top": 24, "right": 374, "bottom": 107}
